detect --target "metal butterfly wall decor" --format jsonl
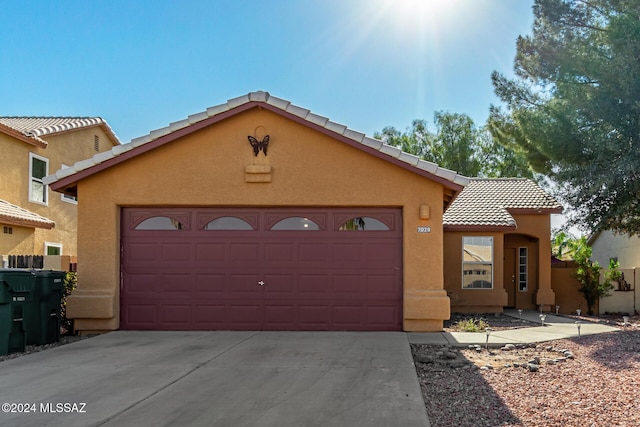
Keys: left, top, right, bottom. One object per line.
{"left": 248, "top": 135, "right": 270, "bottom": 156}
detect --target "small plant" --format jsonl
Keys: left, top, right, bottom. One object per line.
{"left": 60, "top": 272, "right": 77, "bottom": 335}
{"left": 554, "top": 233, "right": 621, "bottom": 315}
{"left": 453, "top": 318, "right": 490, "bottom": 332}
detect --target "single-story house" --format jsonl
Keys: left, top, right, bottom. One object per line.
{"left": 45, "top": 91, "right": 561, "bottom": 333}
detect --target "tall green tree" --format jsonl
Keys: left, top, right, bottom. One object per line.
{"left": 376, "top": 111, "right": 533, "bottom": 178}
{"left": 490, "top": 0, "right": 640, "bottom": 236}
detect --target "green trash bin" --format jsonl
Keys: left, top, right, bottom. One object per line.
{"left": 31, "top": 270, "right": 66, "bottom": 345}
{"left": 0, "top": 269, "right": 34, "bottom": 355}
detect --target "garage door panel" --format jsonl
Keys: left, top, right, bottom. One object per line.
{"left": 195, "top": 274, "right": 226, "bottom": 294}
{"left": 161, "top": 243, "right": 192, "bottom": 262}
{"left": 298, "top": 305, "right": 330, "bottom": 328}
{"left": 194, "top": 305, "right": 229, "bottom": 327}
{"left": 263, "top": 305, "right": 295, "bottom": 326}
{"left": 332, "top": 275, "right": 363, "bottom": 294}
{"left": 298, "top": 243, "right": 330, "bottom": 263}
{"left": 262, "top": 274, "right": 296, "bottom": 296}
{"left": 229, "top": 243, "right": 259, "bottom": 264}
{"left": 195, "top": 243, "right": 226, "bottom": 263}
{"left": 159, "top": 274, "right": 193, "bottom": 292}
{"left": 264, "top": 243, "right": 296, "bottom": 262}
{"left": 332, "top": 305, "right": 363, "bottom": 328}
{"left": 366, "top": 242, "right": 401, "bottom": 264}
{"left": 125, "top": 304, "right": 157, "bottom": 328}
{"left": 367, "top": 306, "right": 401, "bottom": 329}
{"left": 160, "top": 304, "right": 193, "bottom": 326}
{"left": 230, "top": 304, "right": 262, "bottom": 326}
{"left": 367, "top": 275, "right": 402, "bottom": 297}
{"left": 121, "top": 207, "right": 402, "bottom": 331}
{"left": 332, "top": 244, "right": 363, "bottom": 263}
{"left": 127, "top": 242, "right": 158, "bottom": 262}
{"left": 229, "top": 274, "right": 262, "bottom": 296}
{"left": 125, "top": 274, "right": 158, "bottom": 293}
{"left": 297, "top": 274, "right": 330, "bottom": 295}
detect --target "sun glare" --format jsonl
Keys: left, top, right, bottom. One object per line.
{"left": 391, "top": 0, "right": 462, "bottom": 27}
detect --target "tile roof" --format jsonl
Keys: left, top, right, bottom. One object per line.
{"left": 0, "top": 117, "right": 121, "bottom": 147}
{"left": 43, "top": 91, "right": 470, "bottom": 189}
{"left": 443, "top": 178, "right": 563, "bottom": 229}
{"left": 0, "top": 199, "right": 55, "bottom": 229}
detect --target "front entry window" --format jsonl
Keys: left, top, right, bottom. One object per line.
{"left": 518, "top": 247, "right": 528, "bottom": 291}
{"left": 462, "top": 236, "right": 493, "bottom": 289}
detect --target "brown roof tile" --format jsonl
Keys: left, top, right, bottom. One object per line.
{"left": 0, "top": 199, "right": 55, "bottom": 229}
{"left": 443, "top": 178, "right": 563, "bottom": 229}
{"left": 0, "top": 117, "right": 121, "bottom": 146}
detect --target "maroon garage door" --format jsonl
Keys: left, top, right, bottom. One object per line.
{"left": 120, "top": 208, "right": 402, "bottom": 331}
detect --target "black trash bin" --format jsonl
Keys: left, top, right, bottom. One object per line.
{"left": 0, "top": 269, "right": 36, "bottom": 355}
{"left": 30, "top": 270, "right": 66, "bottom": 345}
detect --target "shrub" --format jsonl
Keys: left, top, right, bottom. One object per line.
{"left": 453, "top": 318, "right": 490, "bottom": 332}
{"left": 60, "top": 272, "right": 77, "bottom": 335}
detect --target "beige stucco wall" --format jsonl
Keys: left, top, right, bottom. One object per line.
{"left": 444, "top": 213, "right": 555, "bottom": 313}
{"left": 0, "top": 127, "right": 116, "bottom": 257}
{"left": 591, "top": 230, "right": 640, "bottom": 269}
{"left": 68, "top": 107, "right": 451, "bottom": 333}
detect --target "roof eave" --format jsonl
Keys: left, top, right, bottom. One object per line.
{"left": 0, "top": 215, "right": 55, "bottom": 230}
{"left": 0, "top": 123, "right": 47, "bottom": 148}
{"left": 51, "top": 100, "right": 466, "bottom": 194}
{"left": 507, "top": 207, "right": 564, "bottom": 215}
{"left": 443, "top": 224, "right": 517, "bottom": 232}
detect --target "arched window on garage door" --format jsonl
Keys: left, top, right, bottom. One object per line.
{"left": 134, "top": 216, "right": 185, "bottom": 230}
{"left": 337, "top": 216, "right": 390, "bottom": 231}
{"left": 203, "top": 216, "right": 254, "bottom": 230}
{"left": 270, "top": 217, "right": 321, "bottom": 230}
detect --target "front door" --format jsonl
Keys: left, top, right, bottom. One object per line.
{"left": 504, "top": 248, "right": 516, "bottom": 307}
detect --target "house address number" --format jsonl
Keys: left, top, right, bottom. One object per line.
{"left": 417, "top": 226, "right": 431, "bottom": 233}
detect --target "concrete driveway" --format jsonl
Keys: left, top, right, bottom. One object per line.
{"left": 0, "top": 331, "right": 429, "bottom": 426}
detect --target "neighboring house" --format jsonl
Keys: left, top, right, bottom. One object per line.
{"left": 44, "top": 91, "right": 559, "bottom": 334}
{"left": 0, "top": 117, "right": 121, "bottom": 260}
{"left": 589, "top": 230, "right": 640, "bottom": 270}
{"left": 443, "top": 178, "right": 563, "bottom": 313}
{"left": 588, "top": 230, "right": 639, "bottom": 314}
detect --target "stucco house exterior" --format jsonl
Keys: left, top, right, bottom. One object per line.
{"left": 0, "top": 117, "right": 120, "bottom": 261}
{"left": 44, "top": 91, "right": 560, "bottom": 333}
{"left": 443, "top": 179, "right": 563, "bottom": 312}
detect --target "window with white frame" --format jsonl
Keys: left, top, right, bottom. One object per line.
{"left": 462, "top": 236, "right": 493, "bottom": 289}
{"left": 45, "top": 242, "right": 62, "bottom": 256}
{"left": 60, "top": 164, "right": 78, "bottom": 204}
{"left": 518, "top": 247, "right": 528, "bottom": 291}
{"left": 29, "top": 153, "right": 49, "bottom": 205}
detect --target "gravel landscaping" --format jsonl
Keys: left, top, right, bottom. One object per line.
{"left": 413, "top": 314, "right": 640, "bottom": 427}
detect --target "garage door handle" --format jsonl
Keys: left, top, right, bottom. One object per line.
{"left": 258, "top": 280, "right": 265, "bottom": 286}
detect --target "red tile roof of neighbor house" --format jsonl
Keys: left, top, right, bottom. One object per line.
{"left": 0, "top": 117, "right": 121, "bottom": 147}
{"left": 443, "top": 178, "right": 563, "bottom": 230}
{"left": 0, "top": 199, "right": 55, "bottom": 229}
{"left": 42, "top": 91, "right": 470, "bottom": 191}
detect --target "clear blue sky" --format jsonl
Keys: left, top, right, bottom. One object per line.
{"left": 1, "top": 0, "right": 535, "bottom": 143}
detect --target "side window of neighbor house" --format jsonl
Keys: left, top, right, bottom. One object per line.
{"left": 29, "top": 153, "right": 49, "bottom": 205}
{"left": 60, "top": 164, "right": 78, "bottom": 204}
{"left": 462, "top": 236, "right": 493, "bottom": 289}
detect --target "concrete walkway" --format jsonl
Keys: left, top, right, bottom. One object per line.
{"left": 0, "top": 331, "right": 429, "bottom": 427}
{"left": 409, "top": 309, "right": 620, "bottom": 347}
